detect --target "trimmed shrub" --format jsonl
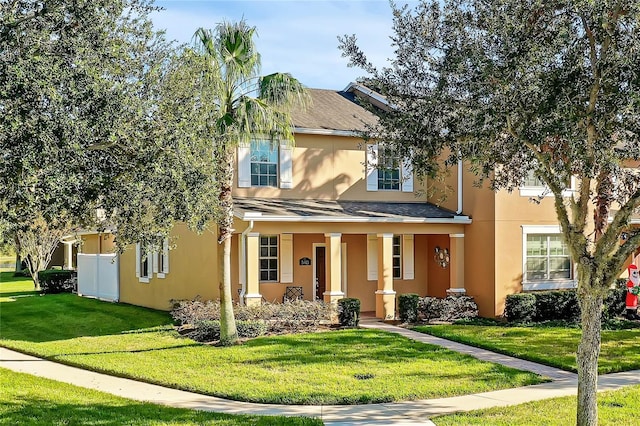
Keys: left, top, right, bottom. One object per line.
{"left": 170, "top": 298, "right": 220, "bottom": 325}
{"left": 171, "top": 298, "right": 333, "bottom": 335}
{"left": 398, "top": 293, "right": 420, "bottom": 323}
{"left": 187, "top": 319, "right": 267, "bottom": 342}
{"left": 533, "top": 291, "right": 580, "bottom": 322}
{"left": 418, "top": 296, "right": 479, "bottom": 322}
{"left": 504, "top": 293, "right": 536, "bottom": 322}
{"left": 338, "top": 298, "right": 360, "bottom": 327}
{"left": 38, "top": 269, "right": 76, "bottom": 294}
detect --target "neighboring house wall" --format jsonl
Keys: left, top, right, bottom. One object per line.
{"left": 119, "top": 223, "right": 221, "bottom": 311}
{"left": 81, "top": 234, "right": 115, "bottom": 254}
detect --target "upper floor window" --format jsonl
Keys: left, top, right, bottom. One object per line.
{"left": 366, "top": 143, "right": 413, "bottom": 193}
{"left": 238, "top": 139, "right": 293, "bottom": 189}
{"left": 519, "top": 170, "right": 574, "bottom": 198}
{"left": 250, "top": 139, "right": 278, "bottom": 187}
{"left": 378, "top": 147, "right": 401, "bottom": 191}
{"left": 522, "top": 172, "right": 545, "bottom": 188}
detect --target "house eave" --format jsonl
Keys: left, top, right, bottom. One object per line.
{"left": 293, "top": 127, "right": 360, "bottom": 137}
{"left": 236, "top": 212, "right": 472, "bottom": 224}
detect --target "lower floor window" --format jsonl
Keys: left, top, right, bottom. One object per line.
{"left": 392, "top": 235, "right": 401, "bottom": 279}
{"left": 260, "top": 236, "right": 278, "bottom": 281}
{"left": 525, "top": 234, "right": 571, "bottom": 281}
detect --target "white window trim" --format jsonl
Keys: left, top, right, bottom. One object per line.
{"left": 280, "top": 234, "right": 293, "bottom": 283}
{"left": 402, "top": 234, "right": 415, "bottom": 280}
{"left": 519, "top": 177, "right": 577, "bottom": 198}
{"left": 521, "top": 225, "right": 576, "bottom": 291}
{"left": 367, "top": 234, "right": 378, "bottom": 280}
{"left": 135, "top": 243, "right": 151, "bottom": 283}
{"left": 238, "top": 139, "right": 293, "bottom": 189}
{"left": 155, "top": 238, "right": 170, "bottom": 279}
{"left": 366, "top": 143, "right": 413, "bottom": 192}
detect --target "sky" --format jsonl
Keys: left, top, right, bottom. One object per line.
{"left": 151, "top": 1, "right": 417, "bottom": 90}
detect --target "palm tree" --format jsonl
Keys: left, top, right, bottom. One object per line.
{"left": 192, "top": 21, "right": 308, "bottom": 345}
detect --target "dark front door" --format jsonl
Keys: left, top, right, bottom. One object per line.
{"left": 315, "top": 246, "right": 326, "bottom": 300}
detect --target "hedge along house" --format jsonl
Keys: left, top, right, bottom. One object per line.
{"left": 118, "top": 83, "right": 471, "bottom": 319}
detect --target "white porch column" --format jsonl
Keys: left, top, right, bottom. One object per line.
{"left": 63, "top": 242, "right": 74, "bottom": 270}
{"left": 447, "top": 233, "right": 466, "bottom": 296}
{"left": 375, "top": 233, "right": 396, "bottom": 319}
{"left": 324, "top": 233, "right": 345, "bottom": 304}
{"left": 244, "top": 233, "right": 262, "bottom": 306}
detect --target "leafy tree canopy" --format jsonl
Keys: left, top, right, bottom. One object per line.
{"left": 340, "top": 1, "right": 640, "bottom": 424}
{"left": 0, "top": 0, "right": 219, "bottom": 256}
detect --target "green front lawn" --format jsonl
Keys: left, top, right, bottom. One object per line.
{"left": 0, "top": 271, "right": 37, "bottom": 301}
{"left": 433, "top": 384, "right": 640, "bottom": 425}
{"left": 414, "top": 324, "right": 640, "bottom": 374}
{"left": 0, "top": 367, "right": 320, "bottom": 426}
{"left": 0, "top": 294, "right": 544, "bottom": 405}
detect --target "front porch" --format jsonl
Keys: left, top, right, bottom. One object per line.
{"left": 234, "top": 198, "right": 472, "bottom": 319}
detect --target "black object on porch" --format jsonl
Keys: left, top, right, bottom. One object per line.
{"left": 284, "top": 286, "right": 304, "bottom": 302}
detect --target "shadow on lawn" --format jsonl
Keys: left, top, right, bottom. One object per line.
{"left": 0, "top": 293, "right": 173, "bottom": 342}
{"left": 0, "top": 397, "right": 320, "bottom": 426}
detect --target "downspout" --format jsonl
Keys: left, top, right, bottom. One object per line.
{"left": 456, "top": 156, "right": 463, "bottom": 214}
{"left": 239, "top": 220, "right": 254, "bottom": 305}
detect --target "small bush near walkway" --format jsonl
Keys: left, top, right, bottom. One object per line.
{"left": 398, "top": 293, "right": 419, "bottom": 323}
{"left": 418, "top": 296, "right": 479, "bottom": 322}
{"left": 338, "top": 298, "right": 361, "bottom": 327}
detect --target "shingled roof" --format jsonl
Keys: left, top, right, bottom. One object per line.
{"left": 292, "top": 87, "right": 379, "bottom": 133}
{"left": 234, "top": 198, "right": 470, "bottom": 223}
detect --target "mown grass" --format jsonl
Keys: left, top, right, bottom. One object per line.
{"left": 0, "top": 272, "right": 37, "bottom": 301}
{"left": 433, "top": 384, "right": 640, "bottom": 425}
{"left": 414, "top": 324, "right": 640, "bottom": 374}
{"left": 0, "top": 294, "right": 544, "bottom": 405}
{"left": 0, "top": 367, "right": 321, "bottom": 425}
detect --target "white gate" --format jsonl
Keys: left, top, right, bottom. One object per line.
{"left": 77, "top": 253, "right": 119, "bottom": 301}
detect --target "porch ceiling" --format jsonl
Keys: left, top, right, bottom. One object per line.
{"left": 234, "top": 198, "right": 471, "bottom": 224}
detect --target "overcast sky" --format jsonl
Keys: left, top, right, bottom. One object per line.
{"left": 151, "top": 1, "right": 417, "bottom": 90}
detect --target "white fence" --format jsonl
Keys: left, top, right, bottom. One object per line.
{"left": 77, "top": 253, "right": 119, "bottom": 301}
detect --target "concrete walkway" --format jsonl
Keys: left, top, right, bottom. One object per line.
{"left": 2, "top": 319, "right": 640, "bottom": 425}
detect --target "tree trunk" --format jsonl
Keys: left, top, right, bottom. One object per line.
{"left": 217, "top": 146, "right": 238, "bottom": 346}
{"left": 577, "top": 291, "right": 603, "bottom": 426}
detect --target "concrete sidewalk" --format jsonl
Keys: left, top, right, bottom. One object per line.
{"left": 2, "top": 319, "right": 640, "bottom": 425}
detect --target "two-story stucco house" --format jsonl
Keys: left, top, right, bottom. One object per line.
{"left": 114, "top": 83, "right": 639, "bottom": 318}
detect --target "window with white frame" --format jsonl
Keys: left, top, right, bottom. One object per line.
{"left": 250, "top": 139, "right": 278, "bottom": 187}
{"left": 154, "top": 238, "right": 170, "bottom": 278}
{"left": 522, "top": 225, "right": 575, "bottom": 290}
{"left": 366, "top": 144, "right": 413, "bottom": 192}
{"left": 259, "top": 236, "right": 278, "bottom": 282}
{"left": 392, "top": 235, "right": 402, "bottom": 279}
{"left": 136, "top": 243, "right": 151, "bottom": 283}
{"left": 378, "top": 147, "right": 401, "bottom": 191}
{"left": 520, "top": 170, "right": 574, "bottom": 197}
{"left": 237, "top": 139, "right": 293, "bottom": 189}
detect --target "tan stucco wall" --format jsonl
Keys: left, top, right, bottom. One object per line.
{"left": 233, "top": 133, "right": 428, "bottom": 202}
{"left": 119, "top": 224, "right": 219, "bottom": 311}
{"left": 459, "top": 172, "right": 497, "bottom": 316}
{"left": 81, "top": 233, "right": 115, "bottom": 254}
{"left": 426, "top": 235, "right": 450, "bottom": 298}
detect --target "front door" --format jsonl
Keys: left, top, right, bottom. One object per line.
{"left": 315, "top": 246, "right": 326, "bottom": 300}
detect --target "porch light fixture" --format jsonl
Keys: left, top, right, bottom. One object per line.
{"left": 434, "top": 246, "right": 450, "bottom": 269}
